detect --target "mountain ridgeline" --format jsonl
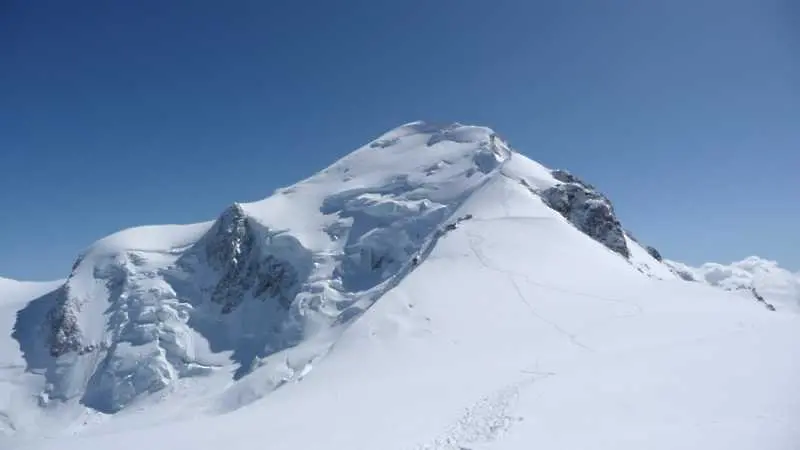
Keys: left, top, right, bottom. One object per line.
{"left": 12, "top": 122, "right": 691, "bottom": 413}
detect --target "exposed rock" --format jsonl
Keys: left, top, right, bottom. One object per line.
{"left": 441, "top": 214, "right": 474, "bottom": 234}
{"left": 205, "top": 204, "right": 304, "bottom": 314}
{"left": 550, "top": 169, "right": 595, "bottom": 190}
{"left": 645, "top": 246, "right": 663, "bottom": 262}
{"left": 625, "top": 231, "right": 663, "bottom": 262}
{"left": 663, "top": 260, "right": 698, "bottom": 282}
{"left": 624, "top": 229, "right": 640, "bottom": 244}
{"left": 542, "top": 182, "right": 629, "bottom": 258}
{"left": 46, "top": 292, "right": 83, "bottom": 357}
{"left": 544, "top": 169, "right": 629, "bottom": 258}
{"left": 750, "top": 287, "right": 776, "bottom": 311}
{"left": 672, "top": 268, "right": 697, "bottom": 282}
{"left": 36, "top": 203, "right": 314, "bottom": 412}
{"left": 369, "top": 137, "right": 399, "bottom": 148}
{"left": 46, "top": 278, "right": 102, "bottom": 359}
{"left": 206, "top": 203, "right": 252, "bottom": 271}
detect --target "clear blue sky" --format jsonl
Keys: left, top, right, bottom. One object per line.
{"left": 1, "top": 0, "right": 798, "bottom": 280}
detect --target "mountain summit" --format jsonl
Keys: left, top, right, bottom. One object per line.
{"left": 2, "top": 122, "right": 798, "bottom": 449}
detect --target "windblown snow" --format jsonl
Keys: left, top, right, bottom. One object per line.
{"left": 1, "top": 122, "right": 799, "bottom": 450}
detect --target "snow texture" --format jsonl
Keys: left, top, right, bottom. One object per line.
{"left": 0, "top": 122, "right": 798, "bottom": 450}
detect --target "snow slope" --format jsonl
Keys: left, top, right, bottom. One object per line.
{"left": 0, "top": 277, "right": 63, "bottom": 435}
{"left": 2, "top": 122, "right": 799, "bottom": 449}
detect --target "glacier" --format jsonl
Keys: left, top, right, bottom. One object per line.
{"left": 1, "top": 122, "right": 799, "bottom": 449}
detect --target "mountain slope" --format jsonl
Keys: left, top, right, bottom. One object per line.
{"left": 12, "top": 122, "right": 520, "bottom": 416}
{"left": 2, "top": 122, "right": 799, "bottom": 449}
{"left": 0, "top": 277, "right": 64, "bottom": 435}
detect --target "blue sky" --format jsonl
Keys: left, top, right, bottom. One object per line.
{"left": 1, "top": 0, "right": 798, "bottom": 280}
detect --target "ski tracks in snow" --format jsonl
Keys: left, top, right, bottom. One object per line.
{"left": 465, "top": 231, "right": 597, "bottom": 352}
{"left": 506, "top": 275, "right": 594, "bottom": 352}
{"left": 464, "top": 228, "right": 643, "bottom": 344}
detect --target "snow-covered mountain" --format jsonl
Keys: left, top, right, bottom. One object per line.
{"left": 0, "top": 277, "right": 64, "bottom": 435}
{"left": 2, "top": 122, "right": 799, "bottom": 450}
{"left": 665, "top": 257, "right": 800, "bottom": 312}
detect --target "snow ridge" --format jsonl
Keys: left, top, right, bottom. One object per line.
{"left": 1, "top": 122, "right": 798, "bottom": 450}
{"left": 12, "top": 122, "right": 516, "bottom": 414}
{"left": 6, "top": 121, "right": 693, "bottom": 420}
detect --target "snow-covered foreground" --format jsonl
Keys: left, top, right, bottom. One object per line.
{"left": 2, "top": 122, "right": 799, "bottom": 449}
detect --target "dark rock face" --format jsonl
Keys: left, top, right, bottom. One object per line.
{"left": 645, "top": 246, "right": 663, "bottom": 262}
{"left": 205, "top": 204, "right": 303, "bottom": 314}
{"left": 550, "top": 169, "right": 595, "bottom": 190}
{"left": 626, "top": 229, "right": 664, "bottom": 263}
{"left": 36, "top": 203, "right": 312, "bottom": 409}
{"left": 46, "top": 301, "right": 82, "bottom": 357}
{"left": 669, "top": 266, "right": 697, "bottom": 282}
{"left": 206, "top": 204, "right": 252, "bottom": 272}
{"left": 46, "top": 282, "right": 100, "bottom": 358}
{"left": 542, "top": 173, "right": 629, "bottom": 259}
{"left": 750, "top": 287, "right": 776, "bottom": 311}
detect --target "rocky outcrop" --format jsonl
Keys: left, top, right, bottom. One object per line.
{"left": 628, "top": 232, "right": 662, "bottom": 260}
{"left": 645, "top": 246, "right": 663, "bottom": 262}
{"left": 550, "top": 169, "right": 595, "bottom": 190}
{"left": 205, "top": 204, "right": 304, "bottom": 314}
{"left": 46, "top": 292, "right": 83, "bottom": 357}
{"left": 46, "top": 281, "right": 104, "bottom": 359}
{"left": 542, "top": 171, "right": 629, "bottom": 258}
{"left": 750, "top": 287, "right": 776, "bottom": 311}
{"left": 670, "top": 266, "right": 697, "bottom": 282}
{"left": 26, "top": 204, "right": 315, "bottom": 412}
